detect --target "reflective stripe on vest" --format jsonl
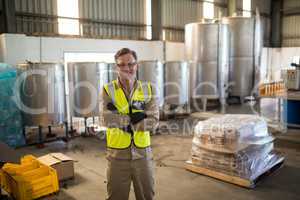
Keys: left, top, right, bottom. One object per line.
{"left": 104, "top": 80, "right": 152, "bottom": 149}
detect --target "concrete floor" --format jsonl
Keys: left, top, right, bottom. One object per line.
{"left": 9, "top": 116, "right": 300, "bottom": 200}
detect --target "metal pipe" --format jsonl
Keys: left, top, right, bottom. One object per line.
{"left": 65, "top": 121, "right": 69, "bottom": 140}
{"left": 38, "top": 125, "right": 43, "bottom": 145}
{"left": 270, "top": 0, "right": 283, "bottom": 47}
{"left": 228, "top": 0, "right": 236, "bottom": 17}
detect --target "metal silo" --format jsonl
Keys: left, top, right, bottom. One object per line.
{"left": 222, "top": 15, "right": 263, "bottom": 101}
{"left": 164, "top": 61, "right": 189, "bottom": 115}
{"left": 138, "top": 61, "right": 164, "bottom": 108}
{"left": 107, "top": 63, "right": 118, "bottom": 82}
{"left": 185, "top": 22, "right": 230, "bottom": 111}
{"left": 68, "top": 62, "right": 108, "bottom": 118}
{"left": 19, "top": 63, "right": 66, "bottom": 127}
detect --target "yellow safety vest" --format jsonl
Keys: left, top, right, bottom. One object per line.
{"left": 104, "top": 80, "right": 152, "bottom": 149}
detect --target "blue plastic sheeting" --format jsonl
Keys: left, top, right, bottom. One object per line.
{"left": 0, "top": 63, "right": 25, "bottom": 147}
{"left": 283, "top": 99, "right": 300, "bottom": 125}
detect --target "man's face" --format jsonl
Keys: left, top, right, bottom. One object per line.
{"left": 116, "top": 53, "right": 138, "bottom": 82}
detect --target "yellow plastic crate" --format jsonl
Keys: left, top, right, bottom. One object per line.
{"left": 0, "top": 169, "right": 3, "bottom": 189}
{"left": 21, "top": 155, "right": 36, "bottom": 163}
{"left": 3, "top": 161, "right": 40, "bottom": 176}
{"left": 1, "top": 155, "right": 59, "bottom": 200}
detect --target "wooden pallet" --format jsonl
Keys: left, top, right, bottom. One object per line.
{"left": 185, "top": 157, "right": 285, "bottom": 188}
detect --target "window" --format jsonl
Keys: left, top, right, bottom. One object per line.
{"left": 162, "top": 30, "right": 166, "bottom": 41}
{"left": 203, "top": 0, "right": 214, "bottom": 19}
{"left": 293, "top": 56, "right": 300, "bottom": 65}
{"left": 57, "top": 0, "right": 79, "bottom": 35}
{"left": 146, "top": 0, "right": 152, "bottom": 40}
{"left": 243, "top": 0, "right": 252, "bottom": 17}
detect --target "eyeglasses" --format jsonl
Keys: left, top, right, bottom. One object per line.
{"left": 116, "top": 62, "right": 137, "bottom": 68}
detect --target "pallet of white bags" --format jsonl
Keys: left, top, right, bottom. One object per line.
{"left": 185, "top": 157, "right": 285, "bottom": 188}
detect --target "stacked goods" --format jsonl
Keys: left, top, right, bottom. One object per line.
{"left": 187, "top": 114, "right": 284, "bottom": 182}
{"left": 0, "top": 63, "right": 25, "bottom": 147}
{"left": 259, "top": 81, "right": 286, "bottom": 97}
{"left": 1, "top": 155, "right": 59, "bottom": 200}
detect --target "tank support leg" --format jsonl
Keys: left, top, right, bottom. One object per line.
{"left": 202, "top": 98, "right": 207, "bottom": 112}
{"left": 70, "top": 125, "right": 74, "bottom": 133}
{"left": 84, "top": 117, "right": 88, "bottom": 135}
{"left": 38, "top": 126, "right": 43, "bottom": 144}
{"left": 22, "top": 126, "right": 26, "bottom": 143}
{"left": 37, "top": 126, "right": 45, "bottom": 148}
{"left": 64, "top": 122, "right": 69, "bottom": 141}
{"left": 70, "top": 116, "right": 75, "bottom": 136}
{"left": 47, "top": 125, "right": 56, "bottom": 138}
{"left": 240, "top": 96, "right": 244, "bottom": 104}
{"left": 220, "top": 98, "right": 226, "bottom": 114}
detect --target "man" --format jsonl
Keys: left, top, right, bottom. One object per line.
{"left": 100, "top": 48, "right": 159, "bottom": 200}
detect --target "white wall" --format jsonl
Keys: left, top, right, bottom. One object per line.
{"left": 0, "top": 34, "right": 187, "bottom": 65}
{"left": 262, "top": 47, "right": 300, "bottom": 81}
{"left": 1, "top": 33, "right": 300, "bottom": 82}
{"left": 0, "top": 34, "right": 165, "bottom": 65}
{"left": 165, "top": 42, "right": 185, "bottom": 61}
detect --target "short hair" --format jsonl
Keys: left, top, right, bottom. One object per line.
{"left": 114, "top": 48, "right": 137, "bottom": 62}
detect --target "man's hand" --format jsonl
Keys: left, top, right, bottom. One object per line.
{"left": 120, "top": 124, "right": 133, "bottom": 133}
{"left": 130, "top": 112, "right": 147, "bottom": 125}
{"left": 107, "top": 102, "right": 117, "bottom": 112}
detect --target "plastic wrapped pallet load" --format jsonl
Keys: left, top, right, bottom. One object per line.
{"left": 186, "top": 114, "right": 284, "bottom": 188}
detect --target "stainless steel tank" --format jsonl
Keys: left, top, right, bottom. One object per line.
{"left": 222, "top": 16, "right": 263, "bottom": 99}
{"left": 164, "top": 61, "right": 189, "bottom": 106}
{"left": 185, "top": 22, "right": 230, "bottom": 102}
{"left": 18, "top": 63, "right": 66, "bottom": 126}
{"left": 68, "top": 62, "right": 108, "bottom": 118}
{"left": 107, "top": 63, "right": 118, "bottom": 82}
{"left": 138, "top": 61, "right": 164, "bottom": 108}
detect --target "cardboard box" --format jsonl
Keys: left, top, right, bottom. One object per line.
{"left": 38, "top": 153, "right": 75, "bottom": 181}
